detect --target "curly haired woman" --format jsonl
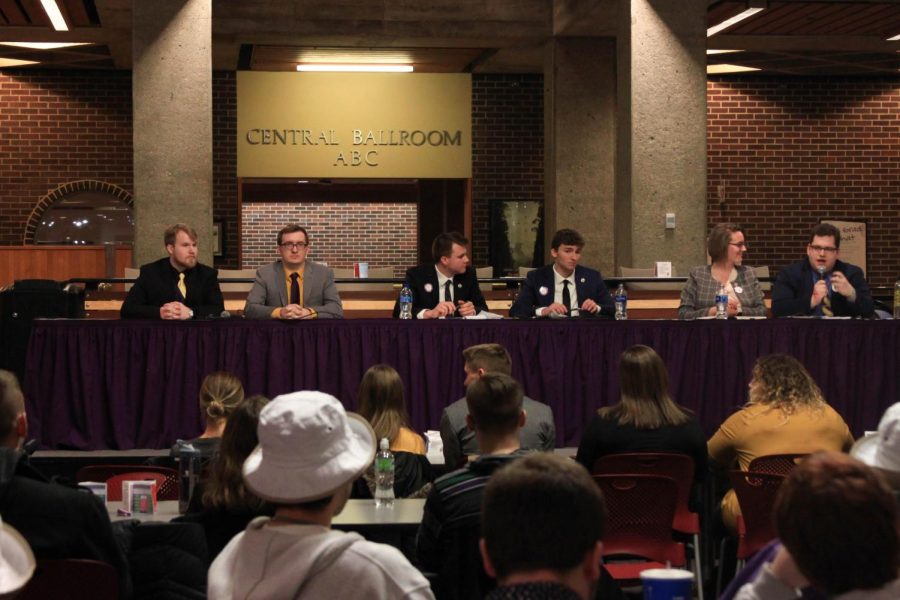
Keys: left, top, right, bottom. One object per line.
{"left": 708, "top": 354, "right": 853, "bottom": 532}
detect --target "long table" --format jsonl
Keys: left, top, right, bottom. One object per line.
{"left": 24, "top": 318, "right": 899, "bottom": 450}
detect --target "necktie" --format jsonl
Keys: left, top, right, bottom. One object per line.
{"left": 822, "top": 290, "right": 833, "bottom": 317}
{"left": 290, "top": 272, "right": 300, "bottom": 305}
{"left": 177, "top": 273, "right": 187, "bottom": 300}
{"left": 562, "top": 280, "right": 571, "bottom": 315}
{"left": 444, "top": 280, "right": 452, "bottom": 303}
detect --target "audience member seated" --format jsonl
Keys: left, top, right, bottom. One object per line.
{"left": 353, "top": 364, "right": 432, "bottom": 499}
{"left": 178, "top": 394, "right": 273, "bottom": 564}
{"left": 734, "top": 452, "right": 900, "bottom": 600}
{"left": 0, "top": 370, "right": 132, "bottom": 598}
{"left": 208, "top": 391, "right": 433, "bottom": 599}
{"left": 678, "top": 223, "right": 766, "bottom": 319}
{"left": 440, "top": 343, "right": 554, "bottom": 469}
{"left": 418, "top": 373, "right": 530, "bottom": 599}
{"left": 771, "top": 222, "right": 874, "bottom": 318}
{"left": 575, "top": 345, "right": 707, "bottom": 484}
{"left": 851, "top": 402, "right": 900, "bottom": 499}
{"left": 708, "top": 354, "right": 853, "bottom": 532}
{"left": 481, "top": 453, "right": 626, "bottom": 600}
{"left": 171, "top": 371, "right": 245, "bottom": 461}
{"left": 0, "top": 520, "right": 34, "bottom": 597}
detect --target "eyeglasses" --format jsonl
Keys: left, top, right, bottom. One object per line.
{"left": 279, "top": 242, "right": 308, "bottom": 250}
{"left": 809, "top": 244, "right": 837, "bottom": 254}
{"left": 729, "top": 242, "right": 748, "bottom": 249}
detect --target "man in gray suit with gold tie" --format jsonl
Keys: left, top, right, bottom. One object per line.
{"left": 244, "top": 224, "right": 343, "bottom": 319}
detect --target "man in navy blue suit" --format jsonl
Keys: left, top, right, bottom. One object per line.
{"left": 393, "top": 232, "right": 488, "bottom": 319}
{"left": 772, "top": 222, "right": 874, "bottom": 318}
{"left": 509, "top": 229, "right": 614, "bottom": 319}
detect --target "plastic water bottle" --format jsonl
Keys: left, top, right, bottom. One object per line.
{"left": 374, "top": 437, "right": 395, "bottom": 508}
{"left": 893, "top": 277, "right": 900, "bottom": 319}
{"left": 715, "top": 283, "right": 728, "bottom": 320}
{"left": 614, "top": 283, "right": 627, "bottom": 320}
{"left": 398, "top": 282, "right": 413, "bottom": 320}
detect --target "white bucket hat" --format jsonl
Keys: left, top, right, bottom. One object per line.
{"left": 0, "top": 519, "right": 35, "bottom": 596}
{"left": 851, "top": 402, "right": 900, "bottom": 473}
{"left": 243, "top": 390, "right": 376, "bottom": 503}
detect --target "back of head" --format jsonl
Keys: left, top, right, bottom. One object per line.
{"left": 465, "top": 373, "right": 523, "bottom": 437}
{"left": 463, "top": 343, "right": 512, "bottom": 376}
{"left": 432, "top": 231, "right": 468, "bottom": 263}
{"left": 482, "top": 453, "right": 606, "bottom": 580}
{"left": 707, "top": 223, "right": 743, "bottom": 263}
{"left": 601, "top": 345, "right": 690, "bottom": 429}
{"left": 203, "top": 394, "right": 270, "bottom": 510}
{"left": 776, "top": 452, "right": 899, "bottom": 595}
{"left": 199, "top": 371, "right": 245, "bottom": 422}
{"left": 550, "top": 228, "right": 584, "bottom": 251}
{"left": 356, "top": 364, "right": 409, "bottom": 443}
{"left": 749, "top": 354, "right": 824, "bottom": 414}
{"left": 0, "top": 370, "right": 24, "bottom": 445}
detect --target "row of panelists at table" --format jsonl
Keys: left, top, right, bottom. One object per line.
{"left": 119, "top": 221, "right": 877, "bottom": 321}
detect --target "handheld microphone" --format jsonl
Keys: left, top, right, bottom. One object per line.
{"left": 816, "top": 265, "right": 826, "bottom": 280}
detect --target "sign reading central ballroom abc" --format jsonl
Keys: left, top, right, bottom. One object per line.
{"left": 237, "top": 72, "right": 472, "bottom": 178}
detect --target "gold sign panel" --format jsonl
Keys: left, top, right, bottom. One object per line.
{"left": 237, "top": 72, "right": 472, "bottom": 178}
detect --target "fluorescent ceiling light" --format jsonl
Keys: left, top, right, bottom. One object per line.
{"left": 707, "top": 64, "right": 761, "bottom": 74}
{"left": 0, "top": 42, "right": 89, "bottom": 50}
{"left": 707, "top": 49, "right": 744, "bottom": 55}
{"left": 887, "top": 33, "right": 900, "bottom": 41}
{"left": 297, "top": 64, "right": 414, "bottom": 73}
{"left": 0, "top": 58, "right": 39, "bottom": 67}
{"left": 707, "top": 5, "right": 765, "bottom": 37}
{"left": 40, "top": 0, "right": 69, "bottom": 31}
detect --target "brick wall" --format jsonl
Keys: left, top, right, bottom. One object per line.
{"left": 242, "top": 202, "right": 417, "bottom": 275}
{"left": 470, "top": 74, "right": 544, "bottom": 266}
{"left": 708, "top": 76, "right": 899, "bottom": 286}
{"left": 0, "top": 70, "right": 132, "bottom": 244}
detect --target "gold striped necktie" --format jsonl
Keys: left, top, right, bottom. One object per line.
{"left": 178, "top": 272, "right": 187, "bottom": 299}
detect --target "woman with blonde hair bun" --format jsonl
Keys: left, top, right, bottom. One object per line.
{"left": 172, "top": 371, "right": 245, "bottom": 459}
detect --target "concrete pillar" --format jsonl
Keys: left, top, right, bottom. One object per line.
{"left": 544, "top": 37, "right": 617, "bottom": 273}
{"left": 616, "top": 0, "right": 707, "bottom": 274}
{"left": 132, "top": 0, "right": 213, "bottom": 266}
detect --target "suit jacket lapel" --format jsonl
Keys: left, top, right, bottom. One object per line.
{"left": 275, "top": 262, "right": 288, "bottom": 306}
{"left": 427, "top": 269, "right": 441, "bottom": 305}
{"left": 303, "top": 262, "right": 317, "bottom": 306}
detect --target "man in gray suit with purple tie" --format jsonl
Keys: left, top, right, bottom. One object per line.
{"left": 243, "top": 224, "right": 343, "bottom": 319}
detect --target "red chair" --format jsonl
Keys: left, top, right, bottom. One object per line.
{"left": 103, "top": 471, "right": 170, "bottom": 502}
{"left": 17, "top": 559, "right": 118, "bottom": 600}
{"left": 593, "top": 474, "right": 686, "bottom": 586}
{"left": 76, "top": 464, "right": 179, "bottom": 501}
{"left": 748, "top": 453, "right": 809, "bottom": 476}
{"left": 729, "top": 469, "right": 787, "bottom": 588}
{"left": 593, "top": 453, "right": 704, "bottom": 600}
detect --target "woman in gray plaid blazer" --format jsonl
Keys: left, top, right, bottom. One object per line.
{"left": 678, "top": 223, "right": 766, "bottom": 319}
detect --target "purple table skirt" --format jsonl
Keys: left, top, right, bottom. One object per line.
{"left": 24, "top": 318, "right": 900, "bottom": 450}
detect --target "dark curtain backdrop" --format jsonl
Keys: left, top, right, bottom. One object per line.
{"left": 24, "top": 319, "right": 900, "bottom": 450}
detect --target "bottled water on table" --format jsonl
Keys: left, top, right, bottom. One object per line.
{"left": 374, "top": 437, "right": 395, "bottom": 508}
{"left": 614, "top": 283, "right": 627, "bottom": 320}
{"left": 894, "top": 277, "right": 900, "bottom": 319}
{"left": 715, "top": 283, "right": 728, "bottom": 320}
{"left": 398, "top": 283, "right": 413, "bottom": 320}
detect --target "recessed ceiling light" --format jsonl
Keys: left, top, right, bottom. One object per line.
{"left": 708, "top": 2, "right": 766, "bottom": 37}
{"left": 0, "top": 58, "right": 39, "bottom": 67}
{"left": 0, "top": 42, "right": 90, "bottom": 50}
{"left": 707, "top": 64, "right": 761, "bottom": 74}
{"left": 40, "top": 0, "right": 69, "bottom": 32}
{"left": 707, "top": 49, "right": 744, "bottom": 55}
{"left": 296, "top": 64, "right": 414, "bottom": 73}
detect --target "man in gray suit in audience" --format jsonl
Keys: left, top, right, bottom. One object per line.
{"left": 244, "top": 224, "right": 343, "bottom": 319}
{"left": 440, "top": 343, "right": 555, "bottom": 468}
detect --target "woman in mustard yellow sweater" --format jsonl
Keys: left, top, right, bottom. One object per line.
{"left": 708, "top": 354, "right": 854, "bottom": 532}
